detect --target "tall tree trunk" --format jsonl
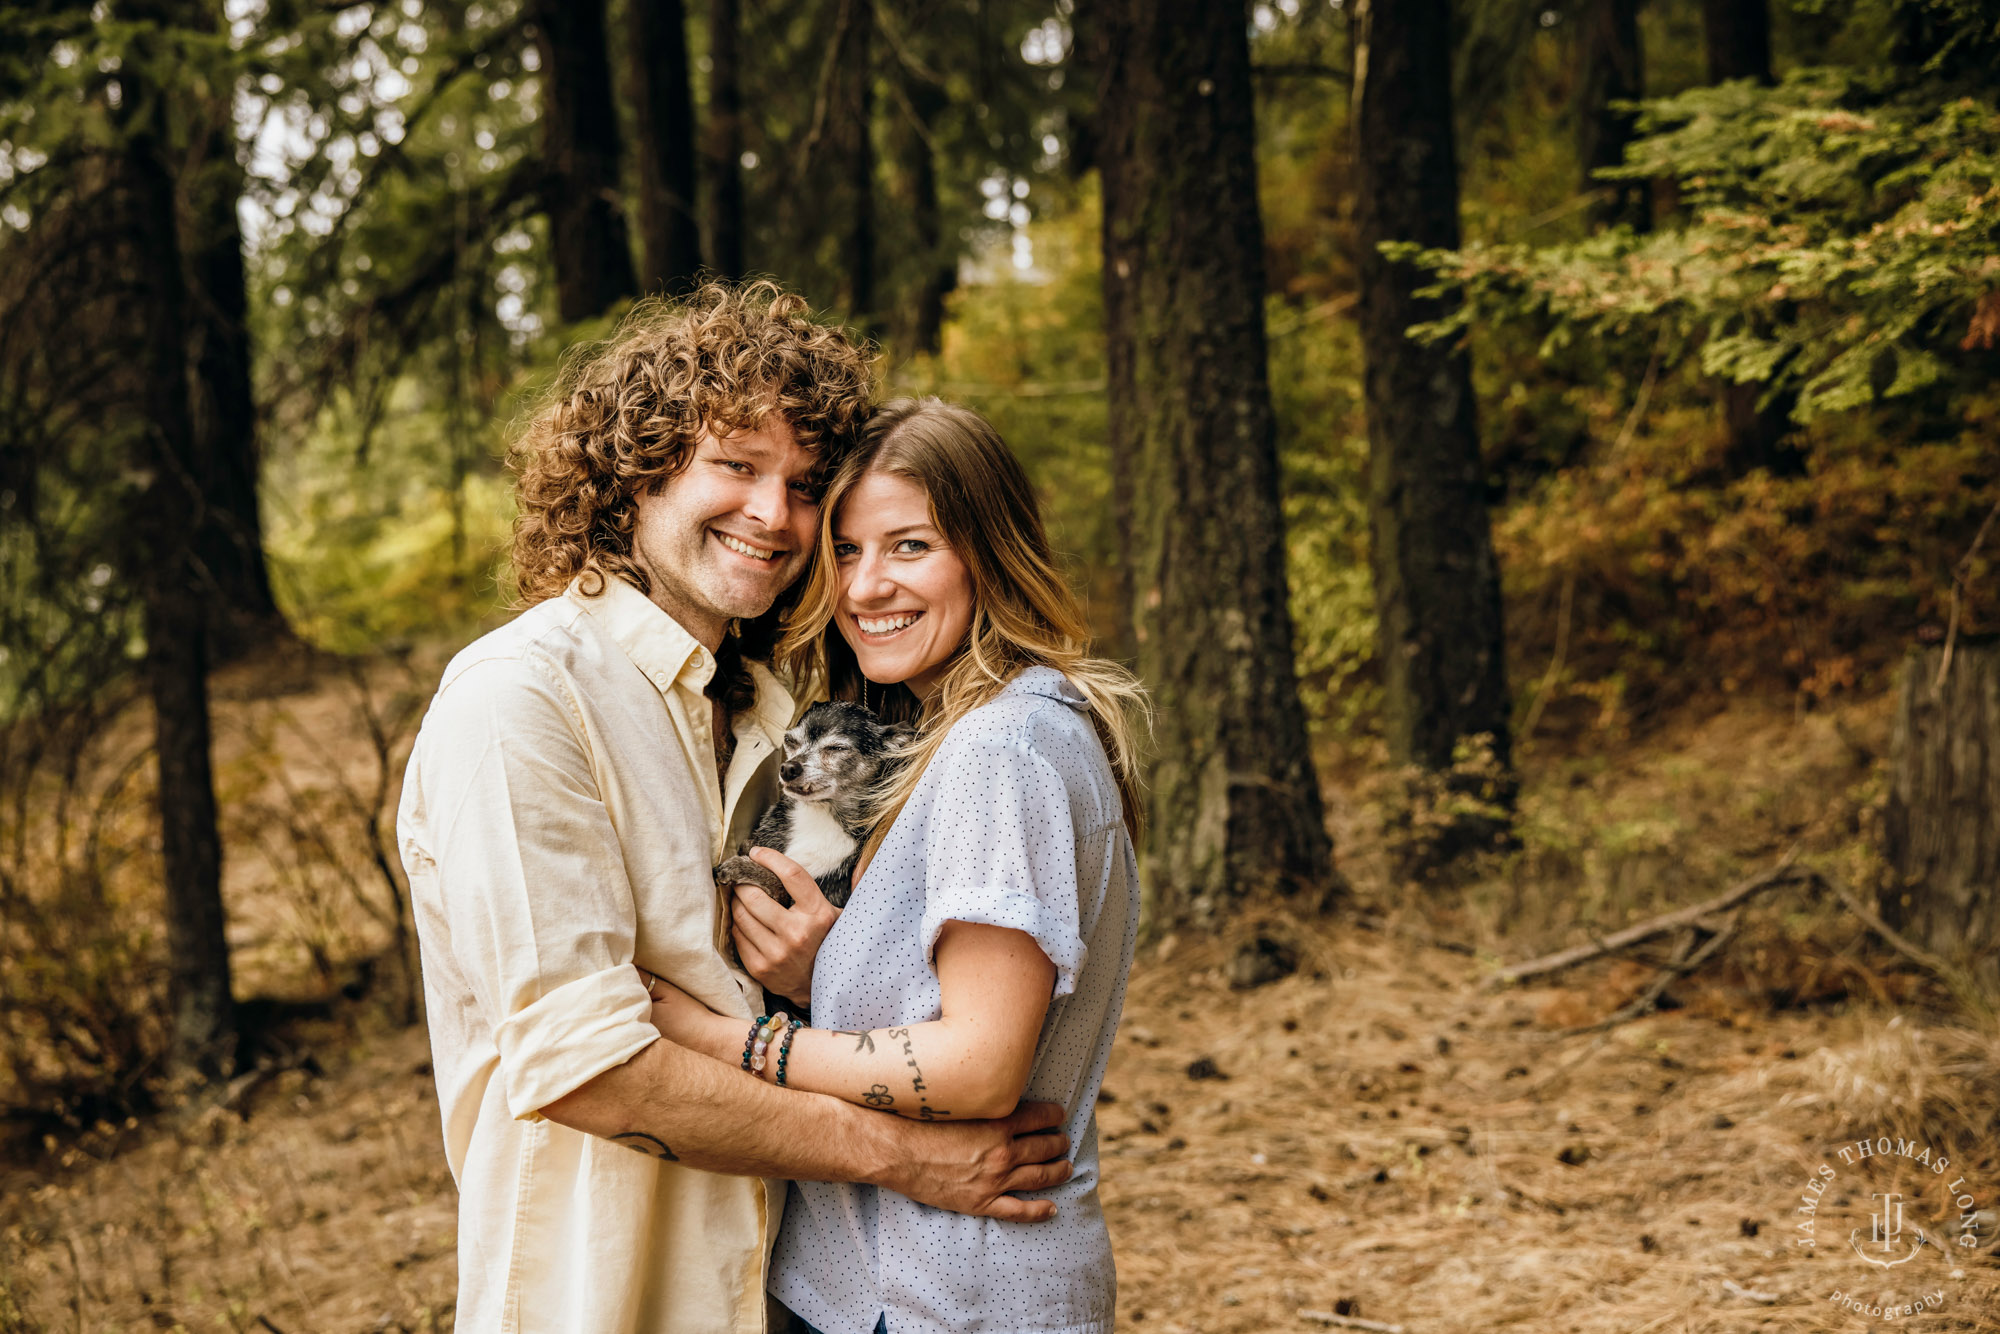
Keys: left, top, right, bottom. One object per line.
{"left": 628, "top": 0, "right": 702, "bottom": 293}
{"left": 835, "top": 1, "right": 877, "bottom": 328}
{"left": 1702, "top": 0, "right": 1773, "bottom": 83}
{"left": 116, "top": 72, "right": 238, "bottom": 1077}
{"left": 1350, "top": 0, "right": 1513, "bottom": 781}
{"left": 1093, "top": 0, "right": 1336, "bottom": 921}
{"left": 1884, "top": 643, "right": 2000, "bottom": 994}
{"left": 530, "top": 0, "right": 637, "bottom": 322}
{"left": 898, "top": 68, "right": 953, "bottom": 356}
{"left": 1574, "top": 0, "right": 1648, "bottom": 232}
{"left": 185, "top": 107, "right": 283, "bottom": 655}
{"left": 703, "top": 0, "right": 746, "bottom": 277}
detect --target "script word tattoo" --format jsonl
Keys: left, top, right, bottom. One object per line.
{"left": 610, "top": 1131, "right": 679, "bottom": 1161}
{"left": 886, "top": 1026, "right": 951, "bottom": 1121}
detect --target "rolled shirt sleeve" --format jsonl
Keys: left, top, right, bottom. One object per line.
{"left": 918, "top": 734, "right": 1088, "bottom": 999}
{"left": 417, "top": 655, "right": 660, "bottom": 1120}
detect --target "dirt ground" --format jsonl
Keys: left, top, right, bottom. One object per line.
{"left": 4, "top": 671, "right": 1998, "bottom": 1333}
{"left": 4, "top": 905, "right": 1997, "bottom": 1333}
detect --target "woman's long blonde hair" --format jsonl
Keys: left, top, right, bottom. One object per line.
{"left": 776, "top": 397, "right": 1151, "bottom": 844}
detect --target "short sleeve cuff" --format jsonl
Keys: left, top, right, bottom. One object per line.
{"left": 494, "top": 964, "right": 660, "bottom": 1121}
{"left": 921, "top": 888, "right": 1085, "bottom": 1001}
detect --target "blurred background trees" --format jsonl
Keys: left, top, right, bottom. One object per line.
{"left": 1, "top": 0, "right": 1996, "bottom": 1116}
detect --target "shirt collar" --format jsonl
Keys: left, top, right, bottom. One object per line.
{"left": 567, "top": 573, "right": 714, "bottom": 695}
{"left": 567, "top": 574, "right": 798, "bottom": 733}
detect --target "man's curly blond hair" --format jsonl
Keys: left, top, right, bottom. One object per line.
{"left": 509, "top": 279, "right": 876, "bottom": 607}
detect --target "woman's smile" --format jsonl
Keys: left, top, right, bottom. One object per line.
{"left": 853, "top": 610, "right": 925, "bottom": 638}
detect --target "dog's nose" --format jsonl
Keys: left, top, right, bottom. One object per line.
{"left": 780, "top": 761, "right": 802, "bottom": 783}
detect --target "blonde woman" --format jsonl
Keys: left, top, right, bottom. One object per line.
{"left": 644, "top": 397, "right": 1148, "bottom": 1334}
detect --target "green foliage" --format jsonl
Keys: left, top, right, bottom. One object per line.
{"left": 1268, "top": 299, "right": 1378, "bottom": 729}
{"left": 264, "top": 380, "right": 518, "bottom": 653}
{"left": 1411, "top": 68, "right": 2000, "bottom": 423}
{"left": 1380, "top": 35, "right": 2000, "bottom": 720}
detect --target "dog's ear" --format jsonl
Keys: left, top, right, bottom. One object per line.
{"left": 881, "top": 722, "right": 918, "bottom": 751}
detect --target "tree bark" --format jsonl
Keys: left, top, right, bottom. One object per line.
{"left": 1092, "top": 0, "right": 1337, "bottom": 921}
{"left": 1574, "top": 0, "right": 1648, "bottom": 232}
{"left": 628, "top": 0, "right": 702, "bottom": 293}
{"left": 1350, "top": 0, "right": 1513, "bottom": 778}
{"left": 530, "top": 0, "right": 638, "bottom": 321}
{"left": 896, "top": 65, "right": 953, "bottom": 356}
{"left": 702, "top": 0, "right": 746, "bottom": 277}
{"left": 1702, "top": 0, "right": 1773, "bottom": 84}
{"left": 1883, "top": 643, "right": 2000, "bottom": 994}
{"left": 185, "top": 100, "right": 284, "bottom": 654}
{"left": 834, "top": 0, "right": 877, "bottom": 328}
{"left": 116, "top": 71, "right": 239, "bottom": 1077}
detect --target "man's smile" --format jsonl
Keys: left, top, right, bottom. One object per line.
{"left": 715, "top": 530, "right": 783, "bottom": 563}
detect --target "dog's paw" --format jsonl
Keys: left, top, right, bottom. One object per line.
{"left": 714, "top": 854, "right": 793, "bottom": 908}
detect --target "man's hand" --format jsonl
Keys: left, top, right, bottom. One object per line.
{"left": 869, "top": 1101, "right": 1074, "bottom": 1222}
{"left": 730, "top": 847, "right": 838, "bottom": 1002}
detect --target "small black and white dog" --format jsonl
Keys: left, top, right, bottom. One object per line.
{"left": 714, "top": 701, "right": 911, "bottom": 910}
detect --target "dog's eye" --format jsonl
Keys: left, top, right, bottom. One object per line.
{"left": 819, "top": 743, "right": 850, "bottom": 755}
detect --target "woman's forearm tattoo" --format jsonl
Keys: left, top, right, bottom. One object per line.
{"left": 886, "top": 1027, "right": 950, "bottom": 1121}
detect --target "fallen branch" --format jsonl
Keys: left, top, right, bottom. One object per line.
{"left": 1818, "top": 870, "right": 1957, "bottom": 983}
{"left": 1494, "top": 924, "right": 1737, "bottom": 1097}
{"left": 1556, "top": 916, "right": 1740, "bottom": 1037}
{"left": 1299, "top": 1311, "right": 1407, "bottom": 1334}
{"left": 1487, "top": 848, "right": 1804, "bottom": 989}
{"left": 1721, "top": 1279, "right": 1780, "bottom": 1304}
{"left": 1819, "top": 868, "right": 1987, "bottom": 1010}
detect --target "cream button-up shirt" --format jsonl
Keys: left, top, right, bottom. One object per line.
{"left": 397, "top": 574, "right": 794, "bottom": 1334}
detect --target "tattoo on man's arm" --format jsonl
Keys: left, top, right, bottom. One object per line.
{"left": 836, "top": 1029, "right": 876, "bottom": 1054}
{"left": 610, "top": 1131, "right": 679, "bottom": 1161}
{"left": 862, "top": 1084, "right": 896, "bottom": 1108}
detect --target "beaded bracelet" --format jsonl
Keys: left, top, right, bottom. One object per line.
{"left": 774, "top": 1015, "right": 804, "bottom": 1087}
{"left": 742, "top": 1011, "right": 790, "bottom": 1074}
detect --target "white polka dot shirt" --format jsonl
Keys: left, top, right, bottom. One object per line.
{"left": 769, "top": 666, "right": 1138, "bottom": 1334}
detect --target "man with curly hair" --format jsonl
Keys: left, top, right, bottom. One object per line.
{"left": 397, "top": 283, "right": 1071, "bottom": 1334}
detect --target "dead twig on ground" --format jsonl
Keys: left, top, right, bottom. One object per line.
{"left": 1555, "top": 916, "right": 1741, "bottom": 1038}
{"left": 1299, "top": 1311, "right": 1407, "bottom": 1334}
{"left": 1493, "top": 921, "right": 1743, "bottom": 1098}
{"left": 1487, "top": 847, "right": 1803, "bottom": 989}
{"left": 1721, "top": 1279, "right": 1780, "bottom": 1304}
{"left": 1819, "top": 867, "right": 1989, "bottom": 1013}
{"left": 1486, "top": 846, "right": 1989, "bottom": 1053}
{"left": 1351, "top": 912, "right": 1479, "bottom": 957}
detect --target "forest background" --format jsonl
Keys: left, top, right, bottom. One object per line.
{"left": 2, "top": 0, "right": 1998, "bottom": 1329}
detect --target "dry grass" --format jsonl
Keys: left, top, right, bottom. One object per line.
{"left": 4, "top": 674, "right": 1997, "bottom": 1333}
{"left": 0, "top": 1023, "right": 456, "bottom": 1333}
{"left": 1096, "top": 915, "right": 2000, "bottom": 1334}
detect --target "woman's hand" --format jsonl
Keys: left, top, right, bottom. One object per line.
{"left": 730, "top": 847, "right": 839, "bottom": 1004}
{"left": 637, "top": 968, "right": 739, "bottom": 1061}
